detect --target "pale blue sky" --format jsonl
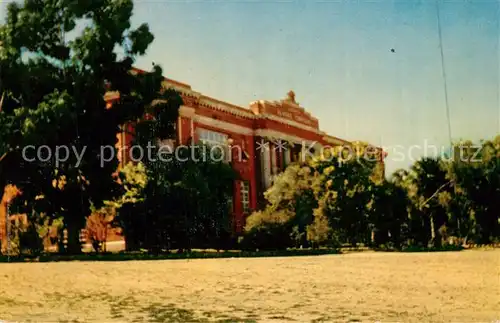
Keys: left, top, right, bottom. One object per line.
{"left": 1, "top": 0, "right": 499, "bottom": 174}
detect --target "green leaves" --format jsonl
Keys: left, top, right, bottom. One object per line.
{"left": 128, "top": 23, "right": 154, "bottom": 56}
{"left": 450, "top": 137, "right": 500, "bottom": 243}
{"left": 113, "top": 144, "right": 237, "bottom": 251}
{"left": 0, "top": 0, "right": 167, "bottom": 253}
{"left": 245, "top": 145, "right": 382, "bottom": 248}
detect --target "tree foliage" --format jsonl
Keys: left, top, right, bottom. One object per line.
{"left": 243, "top": 143, "right": 383, "bottom": 249}
{"left": 0, "top": 0, "right": 166, "bottom": 253}
{"left": 105, "top": 92, "right": 237, "bottom": 252}
{"left": 243, "top": 137, "right": 500, "bottom": 250}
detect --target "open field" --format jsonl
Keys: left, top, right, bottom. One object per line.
{"left": 0, "top": 250, "right": 498, "bottom": 322}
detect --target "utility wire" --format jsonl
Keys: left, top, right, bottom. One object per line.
{"left": 497, "top": 0, "right": 500, "bottom": 134}
{"left": 436, "top": 0, "right": 453, "bottom": 151}
{"left": 419, "top": 179, "right": 454, "bottom": 210}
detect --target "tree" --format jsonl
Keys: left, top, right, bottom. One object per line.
{"left": 112, "top": 101, "right": 236, "bottom": 252}
{"left": 406, "top": 158, "right": 451, "bottom": 247}
{"left": 0, "top": 0, "right": 167, "bottom": 253}
{"left": 85, "top": 209, "right": 114, "bottom": 253}
{"left": 107, "top": 161, "right": 147, "bottom": 251}
{"left": 451, "top": 137, "right": 500, "bottom": 243}
{"left": 116, "top": 145, "right": 236, "bottom": 253}
{"left": 314, "top": 153, "right": 377, "bottom": 247}
{"left": 306, "top": 200, "right": 333, "bottom": 248}
{"left": 243, "top": 142, "right": 382, "bottom": 249}
{"left": 243, "top": 164, "right": 317, "bottom": 250}
{"left": 369, "top": 179, "right": 409, "bottom": 248}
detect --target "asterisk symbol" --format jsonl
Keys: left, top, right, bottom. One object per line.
{"left": 273, "top": 139, "right": 288, "bottom": 152}
{"left": 256, "top": 139, "right": 269, "bottom": 152}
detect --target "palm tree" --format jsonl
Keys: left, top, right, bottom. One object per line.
{"left": 391, "top": 169, "right": 409, "bottom": 188}
{"left": 409, "top": 158, "right": 451, "bottom": 247}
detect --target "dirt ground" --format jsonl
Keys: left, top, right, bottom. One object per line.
{"left": 0, "top": 250, "right": 498, "bottom": 322}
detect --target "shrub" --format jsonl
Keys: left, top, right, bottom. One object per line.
{"left": 241, "top": 209, "right": 295, "bottom": 250}
{"left": 240, "top": 222, "right": 294, "bottom": 251}
{"left": 244, "top": 209, "right": 293, "bottom": 231}
{"left": 306, "top": 209, "right": 332, "bottom": 248}
{"left": 86, "top": 211, "right": 113, "bottom": 253}
{"left": 19, "top": 223, "right": 44, "bottom": 256}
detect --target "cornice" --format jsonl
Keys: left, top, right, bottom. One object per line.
{"left": 194, "top": 115, "right": 254, "bottom": 136}
{"left": 162, "top": 80, "right": 201, "bottom": 99}
{"left": 254, "top": 129, "right": 316, "bottom": 147}
{"left": 106, "top": 71, "right": 354, "bottom": 149}
{"left": 198, "top": 97, "right": 255, "bottom": 119}
{"left": 321, "top": 134, "right": 350, "bottom": 146}
{"left": 260, "top": 113, "right": 320, "bottom": 134}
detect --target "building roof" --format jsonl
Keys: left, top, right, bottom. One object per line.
{"left": 109, "top": 67, "right": 385, "bottom": 157}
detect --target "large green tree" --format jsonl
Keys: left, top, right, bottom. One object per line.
{"left": 110, "top": 98, "right": 235, "bottom": 252}
{"left": 243, "top": 164, "right": 315, "bottom": 250}
{"left": 0, "top": 0, "right": 169, "bottom": 253}
{"left": 116, "top": 146, "right": 236, "bottom": 253}
{"left": 314, "top": 150, "right": 378, "bottom": 246}
{"left": 451, "top": 137, "right": 500, "bottom": 243}
{"left": 405, "top": 158, "right": 451, "bottom": 247}
{"left": 243, "top": 142, "right": 384, "bottom": 249}
{"left": 369, "top": 179, "right": 409, "bottom": 248}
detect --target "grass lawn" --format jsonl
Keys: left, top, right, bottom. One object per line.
{"left": 0, "top": 249, "right": 498, "bottom": 322}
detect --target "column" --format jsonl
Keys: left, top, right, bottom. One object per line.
{"left": 284, "top": 148, "right": 291, "bottom": 167}
{"left": 270, "top": 142, "right": 278, "bottom": 175}
{"left": 260, "top": 140, "right": 271, "bottom": 189}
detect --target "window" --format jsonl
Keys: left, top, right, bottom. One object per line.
{"left": 197, "top": 128, "right": 230, "bottom": 161}
{"left": 198, "top": 128, "right": 228, "bottom": 145}
{"left": 240, "top": 181, "right": 250, "bottom": 214}
{"left": 291, "top": 144, "right": 301, "bottom": 163}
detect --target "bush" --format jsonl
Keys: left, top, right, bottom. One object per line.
{"left": 402, "top": 244, "right": 464, "bottom": 252}
{"left": 19, "top": 224, "right": 44, "bottom": 256}
{"left": 86, "top": 212, "right": 112, "bottom": 253}
{"left": 241, "top": 209, "right": 296, "bottom": 250}
{"left": 240, "top": 223, "right": 294, "bottom": 251}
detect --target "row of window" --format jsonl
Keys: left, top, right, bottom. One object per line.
{"left": 226, "top": 181, "right": 250, "bottom": 215}
{"left": 198, "top": 128, "right": 305, "bottom": 216}
{"left": 240, "top": 181, "right": 250, "bottom": 214}
{"left": 197, "top": 128, "right": 231, "bottom": 162}
{"left": 197, "top": 128, "right": 252, "bottom": 214}
{"left": 198, "top": 128, "right": 228, "bottom": 145}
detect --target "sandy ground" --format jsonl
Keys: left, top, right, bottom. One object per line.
{"left": 0, "top": 250, "right": 498, "bottom": 322}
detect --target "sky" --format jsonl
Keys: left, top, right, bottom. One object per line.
{"left": 1, "top": 0, "right": 499, "bottom": 175}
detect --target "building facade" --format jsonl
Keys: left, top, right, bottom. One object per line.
{"left": 108, "top": 69, "right": 382, "bottom": 233}
{"left": 1, "top": 70, "right": 384, "bottom": 251}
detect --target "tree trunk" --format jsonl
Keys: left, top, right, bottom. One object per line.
{"left": 65, "top": 220, "right": 82, "bottom": 254}
{"left": 0, "top": 172, "right": 6, "bottom": 209}
{"left": 429, "top": 212, "right": 442, "bottom": 248}
{"left": 0, "top": 188, "right": 4, "bottom": 209}
{"left": 103, "top": 224, "right": 108, "bottom": 253}
{"left": 124, "top": 230, "right": 140, "bottom": 252}
{"left": 429, "top": 213, "right": 435, "bottom": 247}
{"left": 0, "top": 175, "right": 6, "bottom": 254}
{"left": 58, "top": 228, "right": 66, "bottom": 253}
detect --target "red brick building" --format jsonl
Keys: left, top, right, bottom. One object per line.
{"left": 108, "top": 68, "right": 383, "bottom": 233}
{"left": 1, "top": 69, "right": 384, "bottom": 251}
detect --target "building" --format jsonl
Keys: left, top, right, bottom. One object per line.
{"left": 0, "top": 69, "right": 385, "bottom": 252}
{"left": 108, "top": 68, "right": 384, "bottom": 233}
